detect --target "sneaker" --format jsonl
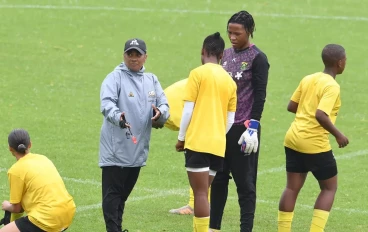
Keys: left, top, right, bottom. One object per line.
{"left": 122, "top": 230, "right": 129, "bottom": 232}
{"left": 169, "top": 205, "right": 194, "bottom": 215}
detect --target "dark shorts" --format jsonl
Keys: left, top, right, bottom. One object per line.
{"left": 15, "top": 216, "right": 68, "bottom": 232}
{"left": 285, "top": 147, "right": 337, "bottom": 180}
{"left": 15, "top": 217, "right": 45, "bottom": 232}
{"left": 185, "top": 149, "right": 224, "bottom": 172}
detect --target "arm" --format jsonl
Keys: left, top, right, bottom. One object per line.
{"left": 4, "top": 173, "right": 24, "bottom": 214}
{"left": 315, "top": 110, "right": 343, "bottom": 138}
{"left": 152, "top": 75, "right": 170, "bottom": 124}
{"left": 316, "top": 85, "right": 349, "bottom": 148}
{"left": 178, "top": 101, "right": 194, "bottom": 141}
{"left": 287, "top": 100, "right": 298, "bottom": 113}
{"left": 226, "top": 111, "right": 235, "bottom": 133}
{"left": 2, "top": 201, "right": 23, "bottom": 213}
{"left": 250, "top": 52, "right": 269, "bottom": 121}
{"left": 100, "top": 73, "right": 122, "bottom": 126}
{"left": 227, "top": 83, "right": 237, "bottom": 133}
{"left": 288, "top": 80, "right": 302, "bottom": 114}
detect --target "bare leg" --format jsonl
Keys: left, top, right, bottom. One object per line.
{"left": 314, "top": 175, "right": 337, "bottom": 211}
{"left": 0, "top": 221, "right": 21, "bottom": 232}
{"left": 187, "top": 171, "right": 210, "bottom": 217}
{"left": 279, "top": 172, "right": 308, "bottom": 212}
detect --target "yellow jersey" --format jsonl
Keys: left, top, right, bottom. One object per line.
{"left": 164, "top": 79, "right": 188, "bottom": 131}
{"left": 8, "top": 153, "right": 76, "bottom": 231}
{"left": 183, "top": 63, "right": 237, "bottom": 157}
{"left": 284, "top": 72, "right": 341, "bottom": 153}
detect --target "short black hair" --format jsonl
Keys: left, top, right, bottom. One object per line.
{"left": 203, "top": 32, "right": 225, "bottom": 59}
{"left": 227, "top": 11, "right": 255, "bottom": 38}
{"left": 8, "top": 129, "right": 30, "bottom": 154}
{"left": 322, "top": 44, "right": 345, "bottom": 67}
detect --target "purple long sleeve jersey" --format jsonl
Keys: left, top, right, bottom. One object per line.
{"left": 221, "top": 45, "right": 270, "bottom": 125}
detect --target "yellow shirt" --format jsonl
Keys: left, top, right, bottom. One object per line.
{"left": 183, "top": 63, "right": 237, "bottom": 157}
{"left": 284, "top": 72, "right": 341, "bottom": 153}
{"left": 164, "top": 79, "right": 188, "bottom": 131}
{"left": 8, "top": 153, "right": 76, "bottom": 231}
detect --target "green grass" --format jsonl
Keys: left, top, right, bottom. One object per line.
{"left": 0, "top": 0, "right": 367, "bottom": 231}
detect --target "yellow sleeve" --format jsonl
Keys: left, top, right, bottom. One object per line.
{"left": 8, "top": 172, "right": 24, "bottom": 204}
{"left": 11, "top": 213, "right": 24, "bottom": 222}
{"left": 183, "top": 70, "right": 200, "bottom": 102}
{"left": 317, "top": 85, "right": 340, "bottom": 115}
{"left": 290, "top": 81, "right": 302, "bottom": 103}
{"left": 228, "top": 83, "right": 237, "bottom": 112}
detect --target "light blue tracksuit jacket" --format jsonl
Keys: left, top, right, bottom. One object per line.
{"left": 99, "top": 63, "right": 169, "bottom": 167}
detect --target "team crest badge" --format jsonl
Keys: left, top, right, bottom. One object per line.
{"left": 240, "top": 62, "right": 248, "bottom": 71}
{"left": 148, "top": 91, "right": 156, "bottom": 98}
{"left": 128, "top": 92, "right": 134, "bottom": 97}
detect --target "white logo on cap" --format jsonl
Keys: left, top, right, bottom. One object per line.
{"left": 130, "top": 39, "right": 139, "bottom": 46}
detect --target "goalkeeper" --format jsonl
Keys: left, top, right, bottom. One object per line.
{"left": 169, "top": 10, "right": 270, "bottom": 232}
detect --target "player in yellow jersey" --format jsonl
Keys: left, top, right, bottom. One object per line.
{"left": 1, "top": 129, "right": 76, "bottom": 232}
{"left": 155, "top": 79, "right": 212, "bottom": 215}
{"left": 277, "top": 44, "right": 349, "bottom": 232}
{"left": 175, "top": 32, "right": 237, "bottom": 232}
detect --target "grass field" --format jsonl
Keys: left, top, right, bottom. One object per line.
{"left": 1, "top": 0, "right": 368, "bottom": 231}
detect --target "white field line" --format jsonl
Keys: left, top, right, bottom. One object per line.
{"left": 254, "top": 199, "right": 368, "bottom": 215}
{"left": 77, "top": 189, "right": 368, "bottom": 214}
{"left": 335, "top": 149, "right": 368, "bottom": 160}
{"left": 76, "top": 188, "right": 187, "bottom": 213}
{"left": 0, "top": 149, "right": 366, "bottom": 186}
{"left": 0, "top": 4, "right": 367, "bottom": 22}
{"left": 0, "top": 149, "right": 367, "bottom": 213}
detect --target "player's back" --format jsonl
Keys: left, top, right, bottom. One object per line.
{"left": 8, "top": 153, "right": 76, "bottom": 230}
{"left": 184, "top": 63, "right": 237, "bottom": 157}
{"left": 285, "top": 72, "right": 341, "bottom": 153}
{"left": 164, "top": 79, "right": 188, "bottom": 131}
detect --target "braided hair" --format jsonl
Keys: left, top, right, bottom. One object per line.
{"left": 202, "top": 32, "right": 225, "bottom": 59}
{"left": 227, "top": 11, "right": 255, "bottom": 38}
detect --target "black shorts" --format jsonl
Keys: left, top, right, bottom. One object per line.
{"left": 285, "top": 147, "right": 337, "bottom": 180}
{"left": 185, "top": 149, "right": 224, "bottom": 172}
{"left": 15, "top": 217, "right": 45, "bottom": 232}
{"left": 15, "top": 216, "right": 68, "bottom": 232}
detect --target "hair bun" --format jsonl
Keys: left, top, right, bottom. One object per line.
{"left": 17, "top": 144, "right": 26, "bottom": 151}
{"left": 214, "top": 32, "right": 220, "bottom": 38}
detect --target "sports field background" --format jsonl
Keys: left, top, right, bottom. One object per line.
{"left": 0, "top": 1, "right": 367, "bottom": 231}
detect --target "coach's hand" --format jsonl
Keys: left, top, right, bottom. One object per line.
{"left": 119, "top": 113, "right": 130, "bottom": 129}
{"left": 238, "top": 119, "right": 259, "bottom": 155}
{"left": 152, "top": 120, "right": 164, "bottom": 129}
{"left": 152, "top": 104, "right": 161, "bottom": 121}
{"left": 175, "top": 140, "right": 185, "bottom": 152}
{"left": 336, "top": 133, "right": 349, "bottom": 148}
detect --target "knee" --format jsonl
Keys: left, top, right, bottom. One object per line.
{"left": 321, "top": 184, "right": 337, "bottom": 193}
{"left": 285, "top": 186, "right": 302, "bottom": 194}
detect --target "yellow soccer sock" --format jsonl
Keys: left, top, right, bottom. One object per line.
{"left": 278, "top": 211, "right": 294, "bottom": 232}
{"left": 10, "top": 212, "right": 24, "bottom": 222}
{"left": 193, "top": 216, "right": 209, "bottom": 232}
{"left": 189, "top": 186, "right": 211, "bottom": 209}
{"left": 189, "top": 187, "right": 194, "bottom": 209}
{"left": 310, "top": 209, "right": 330, "bottom": 232}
